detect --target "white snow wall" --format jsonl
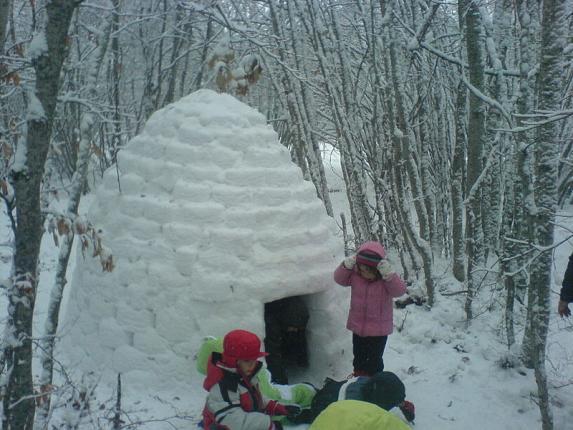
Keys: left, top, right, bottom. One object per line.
{"left": 63, "top": 90, "right": 351, "bottom": 392}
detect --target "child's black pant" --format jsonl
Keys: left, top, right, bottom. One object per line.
{"left": 352, "top": 333, "right": 387, "bottom": 376}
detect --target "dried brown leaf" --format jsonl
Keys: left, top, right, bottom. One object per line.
{"left": 57, "top": 218, "right": 69, "bottom": 236}
{"left": 0, "top": 179, "right": 8, "bottom": 196}
{"left": 73, "top": 218, "right": 87, "bottom": 235}
{"left": 90, "top": 144, "right": 103, "bottom": 158}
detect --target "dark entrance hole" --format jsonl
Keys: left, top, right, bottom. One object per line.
{"left": 264, "top": 295, "right": 309, "bottom": 385}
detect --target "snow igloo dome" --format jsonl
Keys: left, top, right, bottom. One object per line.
{"left": 64, "top": 89, "right": 350, "bottom": 392}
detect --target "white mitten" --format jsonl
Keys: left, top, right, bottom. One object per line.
{"left": 377, "top": 259, "right": 394, "bottom": 280}
{"left": 343, "top": 255, "right": 356, "bottom": 270}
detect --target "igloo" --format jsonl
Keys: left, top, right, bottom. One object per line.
{"left": 63, "top": 90, "right": 350, "bottom": 392}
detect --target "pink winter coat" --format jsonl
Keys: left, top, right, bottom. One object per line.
{"left": 334, "top": 241, "right": 407, "bottom": 337}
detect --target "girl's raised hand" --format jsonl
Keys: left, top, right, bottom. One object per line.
{"left": 343, "top": 255, "right": 356, "bottom": 270}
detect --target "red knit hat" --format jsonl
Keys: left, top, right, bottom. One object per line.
{"left": 222, "top": 329, "right": 268, "bottom": 367}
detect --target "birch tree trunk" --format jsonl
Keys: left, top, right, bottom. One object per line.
{"left": 490, "top": 0, "right": 519, "bottom": 349}
{"left": 515, "top": 0, "right": 542, "bottom": 367}
{"left": 460, "top": 0, "right": 486, "bottom": 322}
{"left": 300, "top": 0, "right": 372, "bottom": 242}
{"left": 34, "top": 19, "right": 110, "bottom": 428}
{"left": 528, "top": 0, "right": 568, "bottom": 427}
{"left": 0, "top": 0, "right": 11, "bottom": 53}
{"left": 452, "top": 80, "right": 467, "bottom": 282}
{"left": 480, "top": 4, "right": 511, "bottom": 259}
{"left": 191, "top": 17, "right": 212, "bottom": 91}
{"left": 268, "top": 0, "right": 333, "bottom": 217}
{"left": 110, "top": 0, "right": 122, "bottom": 162}
{"left": 2, "top": 2, "right": 80, "bottom": 429}
{"left": 383, "top": 0, "right": 435, "bottom": 304}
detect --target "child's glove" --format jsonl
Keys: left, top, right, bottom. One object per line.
{"left": 399, "top": 400, "right": 415, "bottom": 422}
{"left": 558, "top": 300, "right": 571, "bottom": 317}
{"left": 284, "top": 404, "right": 302, "bottom": 419}
{"left": 342, "top": 255, "right": 356, "bottom": 270}
{"left": 377, "top": 259, "right": 394, "bottom": 280}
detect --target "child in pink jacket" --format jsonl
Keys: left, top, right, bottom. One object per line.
{"left": 334, "top": 241, "right": 407, "bottom": 377}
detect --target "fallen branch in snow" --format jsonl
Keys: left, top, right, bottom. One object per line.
{"left": 551, "top": 380, "right": 573, "bottom": 389}
{"left": 440, "top": 290, "right": 470, "bottom": 296}
{"left": 113, "top": 374, "right": 122, "bottom": 430}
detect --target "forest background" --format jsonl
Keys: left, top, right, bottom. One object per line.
{"left": 0, "top": 0, "right": 572, "bottom": 429}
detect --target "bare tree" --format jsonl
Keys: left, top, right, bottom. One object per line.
{"left": 459, "top": 0, "right": 486, "bottom": 323}
{"left": 0, "top": 0, "right": 11, "bottom": 53}
{"left": 527, "top": 0, "right": 569, "bottom": 428}
{"left": 2, "top": 2, "right": 82, "bottom": 429}
{"left": 34, "top": 10, "right": 114, "bottom": 427}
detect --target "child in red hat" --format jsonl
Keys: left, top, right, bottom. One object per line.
{"left": 334, "top": 241, "right": 407, "bottom": 377}
{"left": 202, "top": 329, "right": 300, "bottom": 430}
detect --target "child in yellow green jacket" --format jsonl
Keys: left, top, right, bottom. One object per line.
{"left": 309, "top": 400, "right": 410, "bottom": 430}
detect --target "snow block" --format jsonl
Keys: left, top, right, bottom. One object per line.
{"left": 63, "top": 89, "right": 349, "bottom": 393}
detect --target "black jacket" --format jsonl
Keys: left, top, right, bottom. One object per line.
{"left": 561, "top": 253, "right": 573, "bottom": 302}
{"left": 290, "top": 371, "right": 406, "bottom": 425}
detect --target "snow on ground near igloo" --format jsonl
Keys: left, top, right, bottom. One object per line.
{"left": 62, "top": 89, "right": 349, "bottom": 393}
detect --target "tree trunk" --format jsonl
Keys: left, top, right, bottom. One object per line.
{"left": 0, "top": 0, "right": 11, "bottom": 53}
{"left": 383, "top": 2, "right": 434, "bottom": 304}
{"left": 269, "top": 0, "right": 334, "bottom": 217}
{"left": 528, "top": 1, "right": 568, "bottom": 428}
{"left": 192, "top": 17, "right": 212, "bottom": 91}
{"left": 300, "top": 0, "right": 373, "bottom": 242}
{"left": 34, "top": 17, "right": 110, "bottom": 428}
{"left": 2, "top": 2, "right": 80, "bottom": 429}
{"left": 111, "top": 0, "right": 122, "bottom": 161}
{"left": 460, "top": 0, "right": 486, "bottom": 323}
{"left": 451, "top": 80, "right": 467, "bottom": 282}
{"left": 515, "top": 0, "right": 541, "bottom": 368}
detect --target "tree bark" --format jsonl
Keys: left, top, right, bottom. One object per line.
{"left": 528, "top": 0, "right": 568, "bottom": 428}
{"left": 2, "top": 2, "right": 80, "bottom": 429}
{"left": 459, "top": 0, "right": 486, "bottom": 323}
{"left": 452, "top": 80, "right": 466, "bottom": 282}
{"left": 0, "top": 0, "right": 11, "bottom": 53}
{"left": 515, "top": 0, "right": 541, "bottom": 368}
{"left": 35, "top": 16, "right": 110, "bottom": 428}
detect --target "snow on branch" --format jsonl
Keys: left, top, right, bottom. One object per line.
{"left": 407, "top": 3, "right": 440, "bottom": 51}
{"left": 498, "top": 109, "right": 573, "bottom": 134}
{"left": 418, "top": 40, "right": 520, "bottom": 78}
{"left": 460, "top": 74, "right": 513, "bottom": 126}
{"left": 463, "top": 145, "right": 501, "bottom": 206}
{"left": 501, "top": 232, "right": 573, "bottom": 278}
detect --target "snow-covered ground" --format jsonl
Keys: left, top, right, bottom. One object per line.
{"left": 2, "top": 202, "right": 571, "bottom": 429}
{"left": 1, "top": 91, "right": 572, "bottom": 429}
{"left": 2, "top": 206, "right": 573, "bottom": 430}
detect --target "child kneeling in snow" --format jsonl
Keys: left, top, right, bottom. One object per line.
{"left": 202, "top": 329, "right": 301, "bottom": 430}
{"left": 308, "top": 400, "right": 411, "bottom": 430}
{"left": 290, "top": 371, "right": 415, "bottom": 425}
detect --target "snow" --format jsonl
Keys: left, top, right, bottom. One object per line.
{"left": 11, "top": 140, "right": 27, "bottom": 173}
{"left": 61, "top": 90, "right": 349, "bottom": 396}
{"left": 28, "top": 31, "right": 48, "bottom": 60}
{"left": 27, "top": 90, "right": 46, "bottom": 122}
{"left": 407, "top": 38, "right": 419, "bottom": 51}
{"left": 1, "top": 91, "right": 572, "bottom": 429}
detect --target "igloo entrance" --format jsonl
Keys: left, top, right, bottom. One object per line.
{"left": 264, "top": 295, "right": 310, "bottom": 385}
